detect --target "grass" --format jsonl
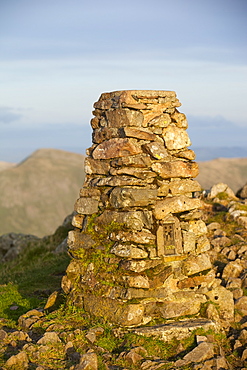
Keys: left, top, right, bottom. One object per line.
{"left": 0, "top": 225, "right": 71, "bottom": 325}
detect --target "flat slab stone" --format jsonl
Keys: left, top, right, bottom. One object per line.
{"left": 131, "top": 319, "right": 219, "bottom": 342}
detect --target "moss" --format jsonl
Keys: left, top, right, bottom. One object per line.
{"left": 216, "top": 191, "right": 229, "bottom": 200}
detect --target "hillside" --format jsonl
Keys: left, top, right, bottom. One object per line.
{"left": 0, "top": 161, "right": 16, "bottom": 172}
{"left": 1, "top": 149, "right": 247, "bottom": 237}
{"left": 198, "top": 157, "right": 247, "bottom": 193}
{"left": 0, "top": 148, "right": 85, "bottom": 237}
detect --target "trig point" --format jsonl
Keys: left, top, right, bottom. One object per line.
{"left": 62, "top": 90, "right": 232, "bottom": 327}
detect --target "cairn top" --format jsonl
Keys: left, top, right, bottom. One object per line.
{"left": 94, "top": 90, "right": 180, "bottom": 110}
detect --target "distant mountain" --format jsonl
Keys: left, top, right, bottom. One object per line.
{"left": 0, "top": 161, "right": 16, "bottom": 172}
{"left": 197, "top": 157, "right": 247, "bottom": 192}
{"left": 1, "top": 148, "right": 246, "bottom": 237}
{"left": 193, "top": 147, "right": 247, "bottom": 161}
{"left": 0, "top": 149, "right": 85, "bottom": 237}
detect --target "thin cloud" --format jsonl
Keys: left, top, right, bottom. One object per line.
{"left": 0, "top": 107, "right": 22, "bottom": 124}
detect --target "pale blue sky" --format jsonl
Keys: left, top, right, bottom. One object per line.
{"left": 0, "top": 0, "right": 247, "bottom": 162}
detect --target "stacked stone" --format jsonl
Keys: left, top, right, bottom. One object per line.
{"left": 62, "top": 90, "right": 227, "bottom": 327}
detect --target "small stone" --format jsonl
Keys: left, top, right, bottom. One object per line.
{"left": 75, "top": 352, "right": 98, "bottom": 370}
{"left": 175, "top": 342, "right": 214, "bottom": 367}
{"left": 0, "top": 329, "right": 7, "bottom": 341}
{"left": 110, "top": 153, "right": 151, "bottom": 168}
{"left": 111, "top": 243, "right": 148, "bottom": 259}
{"left": 125, "top": 349, "right": 143, "bottom": 365}
{"left": 227, "top": 250, "right": 236, "bottom": 260}
{"left": 124, "top": 275, "right": 150, "bottom": 289}
{"left": 5, "top": 351, "right": 29, "bottom": 370}
{"left": 206, "top": 286, "right": 234, "bottom": 321}
{"left": 148, "top": 113, "right": 171, "bottom": 127}
{"left": 109, "top": 187, "right": 158, "bottom": 208}
{"left": 105, "top": 107, "right": 144, "bottom": 127}
{"left": 92, "top": 138, "right": 142, "bottom": 159}
{"left": 207, "top": 222, "right": 221, "bottom": 231}
{"left": 142, "top": 141, "right": 169, "bottom": 160}
{"left": 92, "top": 127, "right": 119, "bottom": 143}
{"left": 37, "top": 331, "right": 61, "bottom": 345}
{"left": 171, "top": 110, "right": 188, "bottom": 128}
{"left": 123, "top": 127, "right": 157, "bottom": 141}
{"left": 162, "top": 126, "right": 191, "bottom": 149}
{"left": 74, "top": 197, "right": 99, "bottom": 215}
{"left": 174, "top": 149, "right": 196, "bottom": 160}
{"left": 151, "top": 160, "right": 199, "bottom": 179}
{"left": 154, "top": 195, "right": 201, "bottom": 220}
{"left": 110, "top": 230, "right": 155, "bottom": 244}
{"left": 222, "top": 261, "right": 243, "bottom": 280}
{"left": 84, "top": 157, "right": 110, "bottom": 175}
{"left": 208, "top": 183, "right": 237, "bottom": 200}
{"left": 239, "top": 329, "right": 247, "bottom": 344}
{"left": 182, "top": 253, "right": 212, "bottom": 276}
{"left": 109, "top": 166, "right": 156, "bottom": 180}
{"left": 242, "top": 349, "right": 247, "bottom": 361}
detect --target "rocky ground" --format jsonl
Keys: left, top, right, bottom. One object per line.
{"left": 0, "top": 182, "right": 247, "bottom": 370}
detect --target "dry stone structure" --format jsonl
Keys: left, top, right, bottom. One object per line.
{"left": 62, "top": 90, "right": 233, "bottom": 327}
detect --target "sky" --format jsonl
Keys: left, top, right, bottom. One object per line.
{"left": 0, "top": 0, "right": 247, "bottom": 162}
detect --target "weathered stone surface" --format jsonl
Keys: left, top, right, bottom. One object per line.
{"left": 237, "top": 182, "right": 247, "bottom": 198}
{"left": 5, "top": 351, "right": 29, "bottom": 370}
{"left": 92, "top": 138, "right": 142, "bottom": 159}
{"left": 173, "top": 149, "right": 196, "bottom": 160}
{"left": 143, "top": 141, "right": 169, "bottom": 160}
{"left": 109, "top": 166, "right": 156, "bottom": 180}
{"left": 182, "top": 231, "right": 196, "bottom": 253}
{"left": 181, "top": 220, "right": 208, "bottom": 236}
{"left": 92, "top": 127, "right": 119, "bottom": 143}
{"left": 124, "top": 275, "right": 150, "bottom": 289}
{"left": 120, "top": 258, "right": 163, "bottom": 273}
{"left": 105, "top": 108, "right": 144, "bottom": 127}
{"left": 79, "top": 188, "right": 101, "bottom": 199}
{"left": 84, "top": 157, "right": 110, "bottom": 175}
{"left": 75, "top": 352, "right": 98, "bottom": 370}
{"left": 110, "top": 230, "right": 155, "bottom": 244}
{"left": 175, "top": 342, "right": 214, "bottom": 367}
{"left": 149, "top": 266, "right": 173, "bottom": 289}
{"left": 158, "top": 298, "right": 202, "bottom": 318}
{"left": 159, "top": 179, "right": 201, "bottom": 196}
{"left": 109, "top": 187, "right": 158, "bottom": 208}
{"left": 162, "top": 126, "right": 191, "bottom": 149}
{"left": 196, "top": 235, "right": 211, "bottom": 253}
{"left": 154, "top": 195, "right": 201, "bottom": 219}
{"left": 182, "top": 253, "right": 212, "bottom": 275}
{"left": 110, "top": 153, "right": 152, "bottom": 168}
{"left": 177, "top": 270, "right": 215, "bottom": 290}
{"left": 148, "top": 113, "right": 171, "bottom": 127}
{"left": 96, "top": 209, "right": 153, "bottom": 230}
{"left": 72, "top": 214, "right": 85, "bottom": 229}
{"left": 84, "top": 294, "right": 145, "bottom": 326}
{"left": 132, "top": 319, "right": 219, "bottom": 342}
{"left": 222, "top": 261, "right": 243, "bottom": 280}
{"left": 152, "top": 160, "right": 199, "bottom": 179}
{"left": 37, "top": 331, "right": 61, "bottom": 345}
{"left": 67, "top": 230, "right": 95, "bottom": 251}
{"left": 111, "top": 243, "right": 148, "bottom": 259}
{"left": 235, "top": 296, "right": 247, "bottom": 316}
{"left": 74, "top": 197, "right": 99, "bottom": 215}
{"left": 123, "top": 127, "right": 157, "bottom": 141}
{"left": 91, "top": 175, "right": 154, "bottom": 187}
{"left": 237, "top": 216, "right": 247, "bottom": 228}
{"left": 171, "top": 110, "right": 188, "bottom": 128}
{"left": 208, "top": 182, "right": 237, "bottom": 199}
{"left": 206, "top": 286, "right": 234, "bottom": 321}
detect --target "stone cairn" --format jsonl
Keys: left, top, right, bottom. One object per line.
{"left": 62, "top": 90, "right": 233, "bottom": 327}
